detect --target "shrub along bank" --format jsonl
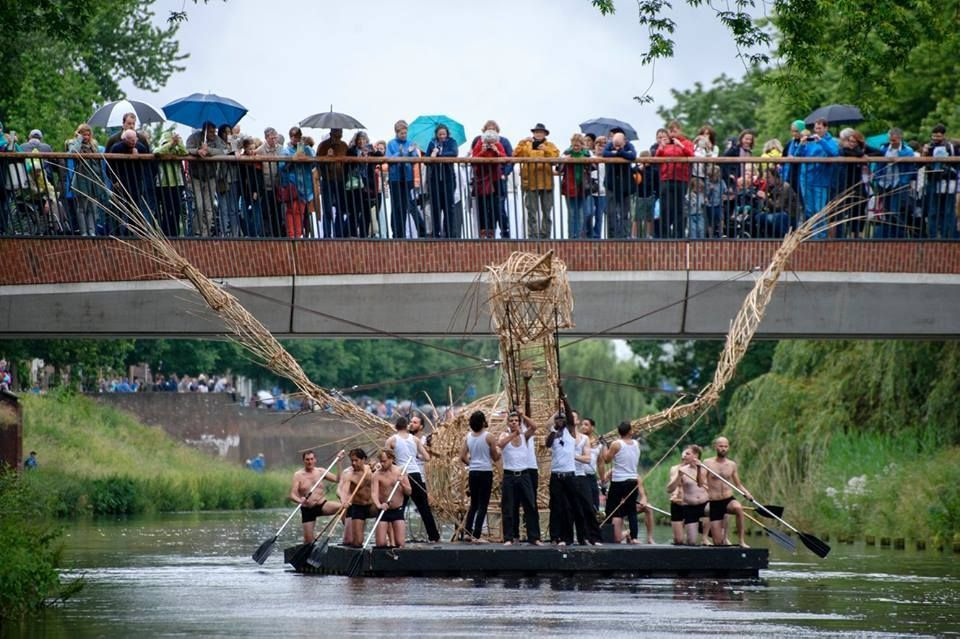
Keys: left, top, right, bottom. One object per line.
{"left": 21, "top": 391, "right": 290, "bottom": 516}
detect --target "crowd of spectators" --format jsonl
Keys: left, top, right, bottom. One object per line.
{"left": 1, "top": 113, "right": 956, "bottom": 240}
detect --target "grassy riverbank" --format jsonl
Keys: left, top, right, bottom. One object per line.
{"left": 652, "top": 340, "right": 960, "bottom": 545}
{"left": 20, "top": 391, "right": 290, "bottom": 516}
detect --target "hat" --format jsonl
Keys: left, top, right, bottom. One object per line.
{"left": 530, "top": 123, "right": 550, "bottom": 135}
{"left": 28, "top": 129, "right": 43, "bottom": 140}
{"left": 791, "top": 119, "right": 805, "bottom": 131}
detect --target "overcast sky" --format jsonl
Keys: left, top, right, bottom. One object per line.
{"left": 132, "top": 0, "right": 765, "bottom": 146}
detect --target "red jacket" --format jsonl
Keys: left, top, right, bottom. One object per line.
{"left": 655, "top": 136, "right": 695, "bottom": 182}
{"left": 471, "top": 140, "right": 505, "bottom": 196}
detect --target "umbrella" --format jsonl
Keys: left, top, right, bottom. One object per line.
{"left": 580, "top": 117, "right": 638, "bottom": 141}
{"left": 407, "top": 115, "right": 466, "bottom": 150}
{"left": 866, "top": 133, "right": 889, "bottom": 149}
{"left": 162, "top": 92, "right": 248, "bottom": 128}
{"left": 300, "top": 107, "right": 365, "bottom": 130}
{"left": 804, "top": 104, "right": 864, "bottom": 127}
{"left": 88, "top": 99, "right": 165, "bottom": 128}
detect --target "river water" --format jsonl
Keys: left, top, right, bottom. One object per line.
{"left": 10, "top": 510, "right": 960, "bottom": 638}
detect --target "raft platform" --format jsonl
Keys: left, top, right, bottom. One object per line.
{"left": 283, "top": 542, "right": 768, "bottom": 578}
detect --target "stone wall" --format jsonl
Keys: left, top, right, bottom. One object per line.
{"left": 91, "top": 393, "right": 363, "bottom": 467}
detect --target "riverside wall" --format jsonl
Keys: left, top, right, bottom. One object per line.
{"left": 90, "top": 393, "right": 361, "bottom": 466}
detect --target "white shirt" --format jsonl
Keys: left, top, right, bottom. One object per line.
{"left": 502, "top": 435, "right": 528, "bottom": 472}
{"left": 391, "top": 432, "right": 421, "bottom": 475}
{"left": 466, "top": 431, "right": 493, "bottom": 471}
{"left": 550, "top": 428, "right": 576, "bottom": 474}
{"left": 574, "top": 434, "right": 590, "bottom": 476}
{"left": 611, "top": 439, "right": 639, "bottom": 482}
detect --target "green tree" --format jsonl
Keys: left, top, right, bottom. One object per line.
{"left": 656, "top": 71, "right": 764, "bottom": 141}
{"left": 0, "top": 0, "right": 186, "bottom": 145}
{"left": 626, "top": 339, "right": 776, "bottom": 458}
{"left": 560, "top": 340, "right": 654, "bottom": 432}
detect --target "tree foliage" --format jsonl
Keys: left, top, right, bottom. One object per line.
{"left": 596, "top": 0, "right": 960, "bottom": 122}
{"left": 0, "top": 0, "right": 186, "bottom": 145}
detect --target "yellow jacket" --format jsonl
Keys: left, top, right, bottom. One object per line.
{"left": 514, "top": 138, "right": 559, "bottom": 190}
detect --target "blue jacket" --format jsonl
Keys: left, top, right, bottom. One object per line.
{"left": 279, "top": 143, "right": 316, "bottom": 201}
{"left": 797, "top": 133, "right": 839, "bottom": 188}
{"left": 602, "top": 141, "right": 637, "bottom": 196}
{"left": 386, "top": 137, "right": 419, "bottom": 182}
{"left": 873, "top": 143, "right": 915, "bottom": 188}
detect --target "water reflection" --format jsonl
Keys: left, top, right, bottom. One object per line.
{"left": 11, "top": 511, "right": 959, "bottom": 637}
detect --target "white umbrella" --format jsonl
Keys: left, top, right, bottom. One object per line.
{"left": 88, "top": 99, "right": 165, "bottom": 128}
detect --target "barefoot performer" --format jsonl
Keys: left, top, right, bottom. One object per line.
{"left": 337, "top": 448, "right": 376, "bottom": 547}
{"left": 371, "top": 449, "right": 413, "bottom": 548}
{"left": 497, "top": 410, "right": 542, "bottom": 545}
{"left": 703, "top": 436, "right": 752, "bottom": 547}
{"left": 460, "top": 410, "right": 501, "bottom": 543}
{"left": 290, "top": 449, "right": 345, "bottom": 543}
{"left": 666, "top": 445, "right": 708, "bottom": 545}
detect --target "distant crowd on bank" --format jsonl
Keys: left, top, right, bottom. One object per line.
{"left": 1, "top": 114, "right": 957, "bottom": 241}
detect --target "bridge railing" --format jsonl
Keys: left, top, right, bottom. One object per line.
{"left": 0, "top": 153, "right": 957, "bottom": 240}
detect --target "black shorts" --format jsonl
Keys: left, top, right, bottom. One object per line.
{"left": 380, "top": 506, "right": 404, "bottom": 523}
{"left": 683, "top": 502, "right": 707, "bottom": 524}
{"left": 709, "top": 497, "right": 734, "bottom": 521}
{"left": 347, "top": 504, "right": 376, "bottom": 520}
{"left": 670, "top": 502, "right": 684, "bottom": 523}
{"left": 605, "top": 479, "right": 638, "bottom": 519}
{"left": 300, "top": 500, "right": 327, "bottom": 523}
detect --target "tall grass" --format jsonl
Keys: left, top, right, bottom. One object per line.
{"left": 21, "top": 391, "right": 289, "bottom": 516}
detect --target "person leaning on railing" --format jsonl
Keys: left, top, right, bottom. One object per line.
{"left": 255, "top": 127, "right": 285, "bottom": 237}
{"left": 872, "top": 128, "right": 917, "bottom": 239}
{"left": 425, "top": 124, "right": 459, "bottom": 239}
{"left": 386, "top": 120, "right": 426, "bottom": 239}
{"left": 185, "top": 122, "right": 227, "bottom": 237}
{"left": 471, "top": 131, "right": 506, "bottom": 239}
{"left": 559, "top": 133, "right": 592, "bottom": 239}
{"left": 654, "top": 122, "right": 694, "bottom": 239}
{"left": 796, "top": 118, "right": 839, "bottom": 239}
{"left": 154, "top": 130, "right": 187, "bottom": 237}
{"left": 602, "top": 129, "right": 637, "bottom": 239}
{"left": 514, "top": 123, "right": 559, "bottom": 239}
{"left": 68, "top": 124, "right": 110, "bottom": 237}
{"left": 344, "top": 131, "right": 379, "bottom": 238}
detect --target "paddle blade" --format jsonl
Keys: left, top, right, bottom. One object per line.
{"left": 799, "top": 532, "right": 831, "bottom": 558}
{"left": 764, "top": 527, "right": 797, "bottom": 552}
{"left": 252, "top": 536, "right": 277, "bottom": 565}
{"left": 288, "top": 543, "right": 313, "bottom": 570}
{"left": 306, "top": 538, "right": 330, "bottom": 568}
{"left": 755, "top": 504, "right": 785, "bottom": 519}
{"left": 346, "top": 549, "right": 365, "bottom": 577}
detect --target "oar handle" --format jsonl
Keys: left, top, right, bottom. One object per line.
{"left": 274, "top": 449, "right": 346, "bottom": 537}
{"left": 697, "top": 461, "right": 800, "bottom": 535}
{"left": 647, "top": 503, "right": 671, "bottom": 517}
{"left": 361, "top": 457, "right": 413, "bottom": 550}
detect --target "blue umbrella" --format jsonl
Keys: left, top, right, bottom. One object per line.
{"left": 580, "top": 117, "right": 638, "bottom": 141}
{"left": 407, "top": 115, "right": 466, "bottom": 150}
{"left": 162, "top": 92, "right": 248, "bottom": 128}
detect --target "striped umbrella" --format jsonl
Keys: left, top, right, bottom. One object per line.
{"left": 88, "top": 99, "right": 166, "bottom": 128}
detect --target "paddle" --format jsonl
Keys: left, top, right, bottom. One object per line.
{"left": 305, "top": 463, "right": 378, "bottom": 568}
{"left": 645, "top": 503, "right": 670, "bottom": 517}
{"left": 347, "top": 457, "right": 413, "bottom": 577}
{"left": 743, "top": 511, "right": 796, "bottom": 552}
{"left": 698, "top": 461, "right": 830, "bottom": 558}
{"left": 252, "top": 449, "right": 344, "bottom": 565}
{"left": 746, "top": 504, "right": 786, "bottom": 519}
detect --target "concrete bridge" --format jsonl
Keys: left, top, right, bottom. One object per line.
{"left": 1, "top": 238, "right": 959, "bottom": 339}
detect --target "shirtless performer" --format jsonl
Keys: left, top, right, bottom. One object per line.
{"left": 337, "top": 448, "right": 376, "bottom": 547}
{"left": 702, "top": 436, "right": 752, "bottom": 547}
{"left": 289, "top": 449, "right": 344, "bottom": 543}
{"left": 371, "top": 449, "right": 412, "bottom": 548}
{"left": 666, "top": 445, "right": 709, "bottom": 545}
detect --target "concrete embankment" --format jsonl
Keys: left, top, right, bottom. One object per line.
{"left": 91, "top": 393, "right": 362, "bottom": 466}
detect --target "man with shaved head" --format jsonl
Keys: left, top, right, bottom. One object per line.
{"left": 703, "top": 436, "right": 753, "bottom": 547}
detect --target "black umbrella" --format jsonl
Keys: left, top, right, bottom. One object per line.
{"left": 300, "top": 106, "right": 364, "bottom": 130}
{"left": 804, "top": 104, "right": 864, "bottom": 127}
